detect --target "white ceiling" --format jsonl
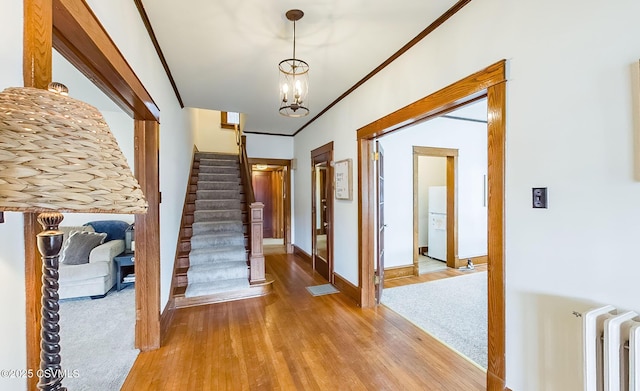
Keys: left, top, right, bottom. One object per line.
{"left": 446, "top": 99, "right": 487, "bottom": 122}
{"left": 142, "top": 0, "right": 462, "bottom": 136}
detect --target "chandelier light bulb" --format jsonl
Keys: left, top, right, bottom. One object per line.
{"left": 295, "top": 80, "right": 302, "bottom": 98}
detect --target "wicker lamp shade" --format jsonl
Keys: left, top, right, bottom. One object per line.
{"left": 0, "top": 87, "right": 147, "bottom": 214}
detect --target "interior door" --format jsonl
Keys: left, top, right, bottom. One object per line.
{"left": 375, "top": 141, "right": 385, "bottom": 304}
{"left": 252, "top": 170, "right": 274, "bottom": 238}
{"left": 312, "top": 147, "right": 333, "bottom": 282}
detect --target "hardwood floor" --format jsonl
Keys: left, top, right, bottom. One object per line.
{"left": 385, "top": 263, "right": 488, "bottom": 288}
{"left": 121, "top": 249, "right": 485, "bottom": 390}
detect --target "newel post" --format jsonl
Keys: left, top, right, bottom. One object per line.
{"left": 249, "top": 201, "right": 265, "bottom": 283}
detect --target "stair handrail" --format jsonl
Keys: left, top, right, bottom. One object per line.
{"left": 237, "top": 129, "right": 265, "bottom": 284}
{"left": 238, "top": 133, "right": 255, "bottom": 205}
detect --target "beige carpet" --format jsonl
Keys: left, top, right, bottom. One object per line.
{"left": 382, "top": 271, "right": 487, "bottom": 368}
{"left": 59, "top": 287, "right": 138, "bottom": 390}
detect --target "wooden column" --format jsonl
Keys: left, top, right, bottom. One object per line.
{"left": 23, "top": 1, "right": 52, "bottom": 389}
{"left": 358, "top": 138, "right": 375, "bottom": 308}
{"left": 486, "top": 81, "right": 506, "bottom": 391}
{"left": 249, "top": 202, "right": 265, "bottom": 283}
{"left": 24, "top": 0, "right": 52, "bottom": 89}
{"left": 446, "top": 155, "right": 460, "bottom": 269}
{"left": 134, "top": 119, "right": 161, "bottom": 351}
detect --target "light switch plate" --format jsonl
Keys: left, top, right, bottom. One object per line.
{"left": 532, "top": 188, "right": 547, "bottom": 208}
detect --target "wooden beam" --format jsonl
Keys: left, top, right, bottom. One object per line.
{"left": 486, "top": 80, "right": 507, "bottom": 390}
{"left": 446, "top": 155, "right": 460, "bottom": 268}
{"left": 358, "top": 138, "right": 375, "bottom": 307}
{"left": 24, "top": 0, "right": 52, "bottom": 90}
{"left": 356, "top": 61, "right": 505, "bottom": 140}
{"left": 134, "top": 119, "right": 161, "bottom": 351}
{"left": 23, "top": 1, "right": 52, "bottom": 389}
{"left": 52, "top": 0, "right": 159, "bottom": 121}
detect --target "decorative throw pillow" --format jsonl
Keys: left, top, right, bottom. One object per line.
{"left": 60, "top": 231, "right": 107, "bottom": 265}
{"left": 84, "top": 220, "right": 130, "bottom": 242}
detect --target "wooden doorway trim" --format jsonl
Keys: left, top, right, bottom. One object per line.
{"left": 357, "top": 60, "right": 506, "bottom": 390}
{"left": 311, "top": 142, "right": 334, "bottom": 283}
{"left": 412, "top": 146, "right": 459, "bottom": 271}
{"left": 248, "top": 158, "right": 293, "bottom": 253}
{"left": 24, "top": 1, "right": 162, "bottom": 387}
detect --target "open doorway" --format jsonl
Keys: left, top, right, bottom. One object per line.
{"left": 414, "top": 152, "right": 451, "bottom": 274}
{"left": 311, "top": 142, "right": 334, "bottom": 283}
{"left": 357, "top": 61, "right": 506, "bottom": 389}
{"left": 24, "top": 4, "right": 163, "bottom": 388}
{"left": 375, "top": 99, "right": 489, "bottom": 369}
{"left": 248, "top": 158, "right": 293, "bottom": 253}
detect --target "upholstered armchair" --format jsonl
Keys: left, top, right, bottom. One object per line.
{"left": 58, "top": 220, "right": 130, "bottom": 299}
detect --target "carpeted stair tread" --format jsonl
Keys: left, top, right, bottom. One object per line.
{"left": 192, "top": 221, "right": 243, "bottom": 235}
{"left": 191, "top": 231, "right": 245, "bottom": 249}
{"left": 196, "top": 182, "right": 241, "bottom": 191}
{"left": 195, "top": 199, "right": 241, "bottom": 210}
{"left": 196, "top": 153, "right": 237, "bottom": 159}
{"left": 187, "top": 261, "right": 248, "bottom": 283}
{"left": 197, "top": 154, "right": 238, "bottom": 163}
{"left": 185, "top": 152, "right": 251, "bottom": 300}
{"left": 189, "top": 245, "right": 247, "bottom": 265}
{"left": 196, "top": 189, "right": 241, "bottom": 199}
{"left": 194, "top": 209, "right": 242, "bottom": 222}
{"left": 200, "top": 159, "right": 240, "bottom": 167}
{"left": 184, "top": 278, "right": 250, "bottom": 298}
{"left": 199, "top": 165, "right": 239, "bottom": 174}
{"left": 199, "top": 173, "right": 239, "bottom": 182}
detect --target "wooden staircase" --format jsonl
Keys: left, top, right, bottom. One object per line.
{"left": 170, "top": 147, "right": 272, "bottom": 308}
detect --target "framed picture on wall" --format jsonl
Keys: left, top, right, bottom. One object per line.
{"left": 334, "top": 158, "right": 352, "bottom": 200}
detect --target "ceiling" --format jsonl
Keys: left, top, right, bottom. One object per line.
{"left": 141, "top": 0, "right": 465, "bottom": 136}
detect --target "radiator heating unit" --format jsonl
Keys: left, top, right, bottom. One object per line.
{"left": 584, "top": 305, "right": 640, "bottom": 391}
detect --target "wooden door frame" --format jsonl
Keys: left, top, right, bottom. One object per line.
{"left": 24, "top": 1, "right": 162, "bottom": 387}
{"left": 412, "top": 147, "right": 459, "bottom": 271}
{"left": 311, "top": 142, "right": 334, "bottom": 283}
{"left": 357, "top": 60, "right": 506, "bottom": 390}
{"left": 248, "top": 158, "right": 293, "bottom": 253}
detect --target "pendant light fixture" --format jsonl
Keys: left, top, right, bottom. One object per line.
{"left": 279, "top": 9, "right": 309, "bottom": 117}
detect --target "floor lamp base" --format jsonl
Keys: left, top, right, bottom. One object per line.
{"left": 36, "top": 212, "right": 67, "bottom": 391}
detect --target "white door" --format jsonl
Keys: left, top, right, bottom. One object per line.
{"left": 427, "top": 186, "right": 446, "bottom": 261}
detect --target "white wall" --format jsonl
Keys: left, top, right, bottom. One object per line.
{"left": 292, "top": 0, "right": 640, "bottom": 389}
{"left": 294, "top": 129, "right": 359, "bottom": 283}
{"left": 418, "top": 156, "right": 447, "bottom": 247}
{"left": 52, "top": 51, "right": 137, "bottom": 228}
{"left": 245, "top": 134, "right": 294, "bottom": 159}
{"left": 189, "top": 108, "right": 238, "bottom": 154}
{"left": 0, "top": 2, "right": 195, "bottom": 388}
{"left": 86, "top": 0, "right": 195, "bottom": 314}
{"left": 379, "top": 117, "right": 487, "bottom": 268}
